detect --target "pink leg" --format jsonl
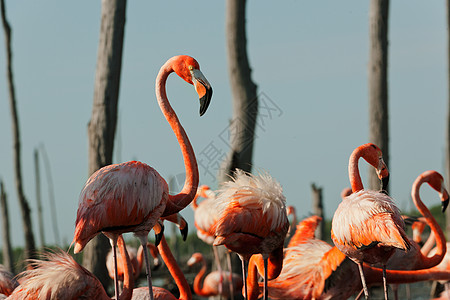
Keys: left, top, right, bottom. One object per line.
{"left": 226, "top": 250, "right": 235, "bottom": 300}
{"left": 357, "top": 262, "right": 370, "bottom": 299}
{"left": 239, "top": 255, "right": 248, "bottom": 300}
{"left": 213, "top": 246, "right": 223, "bottom": 296}
{"left": 109, "top": 237, "right": 120, "bottom": 300}
{"left": 138, "top": 235, "right": 154, "bottom": 300}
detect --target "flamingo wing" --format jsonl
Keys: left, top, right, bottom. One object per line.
{"left": 287, "top": 215, "right": 322, "bottom": 248}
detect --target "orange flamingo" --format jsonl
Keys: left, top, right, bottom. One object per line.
{"left": 287, "top": 215, "right": 322, "bottom": 248}
{"left": 72, "top": 55, "right": 212, "bottom": 300}
{"left": 248, "top": 215, "right": 450, "bottom": 300}
{"left": 0, "top": 265, "right": 18, "bottom": 296}
{"left": 187, "top": 252, "right": 243, "bottom": 299}
{"left": 383, "top": 170, "right": 449, "bottom": 299}
{"left": 331, "top": 143, "right": 410, "bottom": 299}
{"left": 106, "top": 241, "right": 161, "bottom": 288}
{"left": 131, "top": 234, "right": 191, "bottom": 300}
{"left": 8, "top": 235, "right": 133, "bottom": 300}
{"left": 213, "top": 169, "right": 289, "bottom": 300}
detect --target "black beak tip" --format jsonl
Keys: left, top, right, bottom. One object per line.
{"left": 381, "top": 174, "right": 390, "bottom": 192}
{"left": 199, "top": 87, "right": 213, "bottom": 116}
{"left": 154, "top": 224, "right": 165, "bottom": 247}
{"left": 152, "top": 262, "right": 161, "bottom": 271}
{"left": 442, "top": 198, "right": 449, "bottom": 213}
{"left": 180, "top": 223, "right": 188, "bottom": 242}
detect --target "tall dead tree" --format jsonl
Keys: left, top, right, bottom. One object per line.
{"left": 446, "top": 0, "right": 450, "bottom": 238}
{"left": 368, "top": 0, "right": 390, "bottom": 191}
{"left": 0, "top": 180, "right": 14, "bottom": 273}
{"left": 219, "top": 0, "right": 258, "bottom": 182}
{"left": 82, "top": 0, "right": 127, "bottom": 289}
{"left": 1, "top": 0, "right": 36, "bottom": 261}
{"left": 34, "top": 149, "right": 45, "bottom": 248}
{"left": 311, "top": 183, "right": 324, "bottom": 240}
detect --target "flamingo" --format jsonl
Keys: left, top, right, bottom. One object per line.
{"left": 287, "top": 215, "right": 322, "bottom": 248}
{"left": 131, "top": 234, "right": 191, "bottom": 300}
{"left": 8, "top": 235, "right": 133, "bottom": 300}
{"left": 106, "top": 241, "right": 161, "bottom": 288}
{"left": 213, "top": 169, "right": 289, "bottom": 300}
{"left": 247, "top": 215, "right": 450, "bottom": 300}
{"left": 285, "top": 206, "right": 297, "bottom": 239}
{"left": 382, "top": 170, "right": 449, "bottom": 299}
{"left": 331, "top": 143, "right": 411, "bottom": 299}
{"left": 72, "top": 55, "right": 213, "bottom": 300}
{"left": 187, "top": 252, "right": 243, "bottom": 299}
{"left": 0, "top": 265, "right": 18, "bottom": 296}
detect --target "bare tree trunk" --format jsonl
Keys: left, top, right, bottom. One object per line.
{"left": 311, "top": 183, "right": 324, "bottom": 240}
{"left": 368, "top": 0, "right": 390, "bottom": 192}
{"left": 0, "top": 180, "right": 14, "bottom": 274}
{"left": 1, "top": 0, "right": 36, "bottom": 261}
{"left": 39, "top": 144, "right": 60, "bottom": 246}
{"left": 446, "top": 0, "right": 450, "bottom": 238}
{"left": 34, "top": 149, "right": 45, "bottom": 248}
{"left": 82, "top": 0, "right": 127, "bottom": 290}
{"left": 219, "top": 0, "right": 258, "bottom": 183}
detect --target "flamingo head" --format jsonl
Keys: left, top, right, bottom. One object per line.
{"left": 423, "top": 170, "right": 449, "bottom": 212}
{"left": 362, "top": 143, "right": 390, "bottom": 191}
{"left": 172, "top": 55, "right": 213, "bottom": 116}
{"left": 187, "top": 252, "right": 203, "bottom": 267}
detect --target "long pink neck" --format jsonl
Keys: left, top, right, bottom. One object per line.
{"left": 192, "top": 255, "right": 209, "bottom": 296}
{"left": 117, "top": 235, "right": 133, "bottom": 300}
{"left": 420, "top": 230, "right": 436, "bottom": 256}
{"left": 156, "top": 61, "right": 198, "bottom": 217}
{"left": 411, "top": 176, "right": 446, "bottom": 268}
{"left": 364, "top": 264, "right": 450, "bottom": 284}
{"left": 158, "top": 235, "right": 192, "bottom": 300}
{"left": 348, "top": 147, "right": 364, "bottom": 192}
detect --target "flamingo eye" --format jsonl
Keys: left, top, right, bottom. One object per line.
{"left": 188, "top": 65, "right": 193, "bottom": 71}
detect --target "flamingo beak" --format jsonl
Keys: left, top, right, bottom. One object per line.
{"left": 441, "top": 190, "right": 449, "bottom": 212}
{"left": 191, "top": 69, "right": 213, "bottom": 116}
{"left": 381, "top": 174, "right": 389, "bottom": 192}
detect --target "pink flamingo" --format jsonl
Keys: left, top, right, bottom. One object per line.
{"left": 131, "top": 234, "right": 191, "bottom": 300}
{"left": 213, "top": 169, "right": 289, "bottom": 300}
{"left": 72, "top": 55, "right": 212, "bottom": 300}
{"left": 187, "top": 252, "right": 243, "bottom": 299}
{"left": 8, "top": 235, "right": 133, "bottom": 300}
{"left": 331, "top": 143, "right": 410, "bottom": 299}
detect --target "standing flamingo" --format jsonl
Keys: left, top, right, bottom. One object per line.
{"left": 8, "top": 235, "right": 133, "bottom": 300}
{"left": 72, "top": 55, "right": 212, "bottom": 300}
{"left": 331, "top": 143, "right": 410, "bottom": 299}
{"left": 383, "top": 170, "right": 449, "bottom": 299}
{"left": 131, "top": 234, "right": 191, "bottom": 300}
{"left": 213, "top": 169, "right": 289, "bottom": 300}
{"left": 187, "top": 252, "right": 243, "bottom": 299}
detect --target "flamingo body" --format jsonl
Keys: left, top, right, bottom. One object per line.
{"left": 0, "top": 265, "right": 18, "bottom": 296}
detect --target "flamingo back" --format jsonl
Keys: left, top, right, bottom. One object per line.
{"left": 8, "top": 250, "right": 109, "bottom": 300}
{"left": 73, "top": 161, "right": 169, "bottom": 252}
{"left": 331, "top": 190, "right": 410, "bottom": 253}
{"left": 214, "top": 170, "right": 289, "bottom": 239}
{"left": 193, "top": 197, "right": 218, "bottom": 245}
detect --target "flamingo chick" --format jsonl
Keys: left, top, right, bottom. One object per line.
{"left": 72, "top": 55, "right": 212, "bottom": 300}
{"left": 213, "top": 169, "right": 289, "bottom": 300}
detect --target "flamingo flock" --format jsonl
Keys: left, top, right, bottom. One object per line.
{"left": 2, "top": 55, "right": 450, "bottom": 300}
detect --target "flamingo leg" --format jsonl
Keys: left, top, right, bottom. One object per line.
{"left": 263, "top": 256, "right": 268, "bottom": 300}
{"left": 138, "top": 235, "right": 154, "bottom": 300}
{"left": 213, "top": 246, "right": 223, "bottom": 296}
{"left": 226, "top": 250, "right": 235, "bottom": 300}
{"left": 109, "top": 237, "right": 120, "bottom": 300}
{"left": 357, "top": 262, "right": 370, "bottom": 299}
{"left": 382, "top": 265, "right": 388, "bottom": 300}
{"left": 239, "top": 255, "right": 248, "bottom": 300}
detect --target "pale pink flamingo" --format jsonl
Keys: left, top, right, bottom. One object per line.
{"left": 383, "top": 170, "right": 449, "bottom": 299}
{"left": 72, "top": 55, "right": 212, "bottom": 300}
{"left": 213, "top": 169, "right": 289, "bottom": 300}
{"left": 8, "top": 235, "right": 133, "bottom": 300}
{"left": 331, "top": 143, "right": 410, "bottom": 299}
{"left": 0, "top": 265, "right": 18, "bottom": 296}
{"left": 187, "top": 252, "right": 243, "bottom": 299}
{"left": 131, "top": 234, "right": 191, "bottom": 300}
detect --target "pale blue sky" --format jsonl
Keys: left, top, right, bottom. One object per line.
{"left": 0, "top": 1, "right": 447, "bottom": 247}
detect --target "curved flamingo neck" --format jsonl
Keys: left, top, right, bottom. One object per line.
{"left": 117, "top": 235, "right": 133, "bottom": 300}
{"left": 412, "top": 176, "right": 446, "bottom": 268}
{"left": 158, "top": 235, "right": 191, "bottom": 300}
{"left": 365, "top": 264, "right": 450, "bottom": 284}
{"left": 348, "top": 148, "right": 364, "bottom": 192}
{"left": 156, "top": 62, "right": 198, "bottom": 217}
{"left": 420, "top": 230, "right": 435, "bottom": 256}
{"left": 192, "top": 255, "right": 209, "bottom": 296}
{"left": 247, "top": 255, "right": 263, "bottom": 300}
